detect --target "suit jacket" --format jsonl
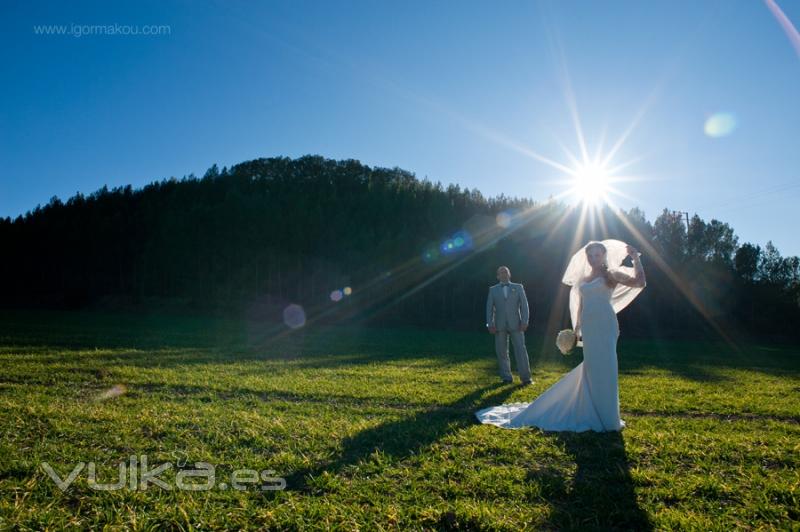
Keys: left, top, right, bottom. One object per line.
{"left": 486, "top": 282, "right": 530, "bottom": 330}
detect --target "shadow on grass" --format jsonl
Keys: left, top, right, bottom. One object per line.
{"left": 276, "top": 380, "right": 652, "bottom": 530}
{"left": 117, "top": 382, "right": 452, "bottom": 411}
{"left": 283, "top": 382, "right": 519, "bottom": 493}
{"left": 617, "top": 337, "right": 800, "bottom": 382}
{"left": 534, "top": 430, "right": 652, "bottom": 531}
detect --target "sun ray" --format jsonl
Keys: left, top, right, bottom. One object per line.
{"left": 570, "top": 203, "right": 590, "bottom": 253}
{"left": 553, "top": 135, "right": 583, "bottom": 169}
{"left": 593, "top": 125, "right": 608, "bottom": 164}
{"left": 541, "top": 202, "right": 590, "bottom": 349}
{"left": 548, "top": 30, "right": 592, "bottom": 166}
{"left": 596, "top": 203, "right": 610, "bottom": 236}
{"left": 606, "top": 174, "right": 655, "bottom": 184}
{"left": 608, "top": 208, "right": 740, "bottom": 351}
{"left": 603, "top": 185, "right": 641, "bottom": 203}
{"left": 604, "top": 156, "right": 647, "bottom": 177}
{"left": 540, "top": 204, "right": 581, "bottom": 248}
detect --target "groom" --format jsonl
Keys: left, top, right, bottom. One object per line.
{"left": 485, "top": 266, "right": 533, "bottom": 385}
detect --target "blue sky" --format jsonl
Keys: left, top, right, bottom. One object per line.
{"left": 2, "top": 0, "right": 799, "bottom": 256}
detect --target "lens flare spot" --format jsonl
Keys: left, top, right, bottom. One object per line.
{"left": 96, "top": 384, "right": 127, "bottom": 401}
{"left": 422, "top": 247, "right": 439, "bottom": 263}
{"left": 343, "top": 286, "right": 352, "bottom": 296}
{"left": 330, "top": 290, "right": 343, "bottom": 302}
{"left": 452, "top": 230, "right": 473, "bottom": 250}
{"left": 496, "top": 212, "right": 512, "bottom": 228}
{"left": 440, "top": 231, "right": 473, "bottom": 255}
{"left": 283, "top": 304, "right": 306, "bottom": 329}
{"left": 704, "top": 112, "right": 737, "bottom": 138}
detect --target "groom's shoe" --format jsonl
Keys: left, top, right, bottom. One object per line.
{"left": 501, "top": 378, "right": 513, "bottom": 384}
{"left": 520, "top": 380, "right": 533, "bottom": 386}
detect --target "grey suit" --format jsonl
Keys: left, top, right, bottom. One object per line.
{"left": 485, "top": 282, "right": 532, "bottom": 382}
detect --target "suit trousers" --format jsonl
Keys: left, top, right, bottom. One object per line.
{"left": 495, "top": 329, "right": 532, "bottom": 382}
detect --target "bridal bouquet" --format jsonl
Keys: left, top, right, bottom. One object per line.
{"left": 556, "top": 329, "right": 577, "bottom": 355}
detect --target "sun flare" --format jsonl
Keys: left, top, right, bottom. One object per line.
{"left": 572, "top": 163, "right": 611, "bottom": 204}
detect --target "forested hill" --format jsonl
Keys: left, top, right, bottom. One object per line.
{"left": 1, "top": 154, "right": 797, "bottom": 338}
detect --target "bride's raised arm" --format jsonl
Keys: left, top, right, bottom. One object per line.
{"left": 610, "top": 245, "right": 646, "bottom": 288}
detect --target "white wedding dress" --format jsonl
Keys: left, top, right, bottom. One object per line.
{"left": 475, "top": 239, "right": 643, "bottom": 432}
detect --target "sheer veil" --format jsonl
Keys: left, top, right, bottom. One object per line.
{"left": 561, "top": 239, "right": 644, "bottom": 343}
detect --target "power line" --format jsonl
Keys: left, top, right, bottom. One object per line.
{"left": 694, "top": 180, "right": 800, "bottom": 213}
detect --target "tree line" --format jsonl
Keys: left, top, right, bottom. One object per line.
{"left": 1, "top": 155, "right": 797, "bottom": 340}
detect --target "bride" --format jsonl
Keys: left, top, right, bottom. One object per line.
{"left": 475, "top": 239, "right": 646, "bottom": 432}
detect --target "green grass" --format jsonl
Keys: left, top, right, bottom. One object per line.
{"left": 0, "top": 310, "right": 798, "bottom": 530}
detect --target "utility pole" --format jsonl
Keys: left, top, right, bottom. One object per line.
{"left": 672, "top": 210, "right": 690, "bottom": 232}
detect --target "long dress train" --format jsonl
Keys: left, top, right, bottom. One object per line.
{"left": 475, "top": 276, "right": 625, "bottom": 432}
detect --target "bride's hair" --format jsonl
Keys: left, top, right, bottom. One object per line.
{"left": 585, "top": 242, "right": 616, "bottom": 288}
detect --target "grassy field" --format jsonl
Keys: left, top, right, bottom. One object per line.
{"left": 0, "top": 310, "right": 798, "bottom": 530}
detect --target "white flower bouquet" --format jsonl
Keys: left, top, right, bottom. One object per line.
{"left": 556, "top": 329, "right": 578, "bottom": 355}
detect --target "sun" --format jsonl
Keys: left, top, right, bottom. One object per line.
{"left": 571, "top": 162, "right": 611, "bottom": 204}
